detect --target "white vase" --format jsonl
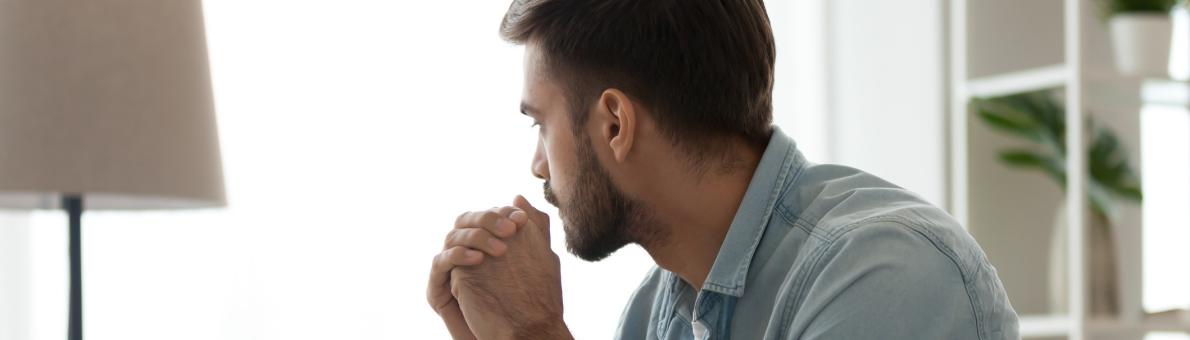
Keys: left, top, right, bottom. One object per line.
{"left": 1109, "top": 14, "right": 1173, "bottom": 77}
{"left": 1048, "top": 203, "right": 1119, "bottom": 316}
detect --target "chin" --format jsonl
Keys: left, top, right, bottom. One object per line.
{"left": 561, "top": 222, "right": 628, "bottom": 262}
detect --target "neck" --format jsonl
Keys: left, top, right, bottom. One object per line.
{"left": 638, "top": 144, "right": 762, "bottom": 290}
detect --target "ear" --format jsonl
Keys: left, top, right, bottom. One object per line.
{"left": 596, "top": 89, "right": 636, "bottom": 163}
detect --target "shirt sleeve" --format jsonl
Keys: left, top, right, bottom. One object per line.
{"left": 789, "top": 220, "right": 988, "bottom": 340}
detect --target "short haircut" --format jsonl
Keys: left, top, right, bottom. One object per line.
{"left": 500, "top": 0, "right": 776, "bottom": 166}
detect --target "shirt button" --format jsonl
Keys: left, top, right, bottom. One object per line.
{"left": 692, "top": 320, "right": 709, "bottom": 339}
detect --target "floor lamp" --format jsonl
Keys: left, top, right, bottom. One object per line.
{"left": 0, "top": 1, "right": 226, "bottom": 339}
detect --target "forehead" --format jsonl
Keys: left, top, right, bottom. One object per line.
{"left": 521, "top": 42, "right": 563, "bottom": 113}
{"left": 522, "top": 42, "right": 551, "bottom": 89}
{"left": 523, "top": 41, "right": 546, "bottom": 77}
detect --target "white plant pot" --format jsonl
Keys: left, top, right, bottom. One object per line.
{"left": 1048, "top": 203, "right": 1119, "bottom": 316}
{"left": 1109, "top": 14, "right": 1173, "bottom": 77}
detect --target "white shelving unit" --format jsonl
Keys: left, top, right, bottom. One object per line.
{"left": 1020, "top": 311, "right": 1190, "bottom": 339}
{"left": 1021, "top": 315, "right": 1078, "bottom": 338}
{"left": 949, "top": 0, "right": 1187, "bottom": 339}
{"left": 966, "top": 64, "right": 1069, "bottom": 98}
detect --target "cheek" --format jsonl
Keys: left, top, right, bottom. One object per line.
{"left": 544, "top": 142, "right": 566, "bottom": 182}
{"left": 543, "top": 135, "right": 577, "bottom": 193}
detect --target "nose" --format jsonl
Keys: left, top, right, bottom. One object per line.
{"left": 531, "top": 136, "right": 548, "bottom": 180}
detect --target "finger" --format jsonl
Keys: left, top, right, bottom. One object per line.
{"left": 493, "top": 205, "right": 522, "bottom": 218}
{"left": 428, "top": 247, "right": 483, "bottom": 306}
{"left": 508, "top": 209, "right": 529, "bottom": 226}
{"left": 430, "top": 247, "right": 483, "bottom": 293}
{"left": 511, "top": 195, "right": 541, "bottom": 219}
{"left": 455, "top": 210, "right": 513, "bottom": 233}
{"left": 512, "top": 195, "right": 548, "bottom": 220}
{"left": 444, "top": 228, "right": 508, "bottom": 256}
{"left": 454, "top": 209, "right": 517, "bottom": 238}
{"left": 435, "top": 247, "right": 484, "bottom": 274}
{"left": 427, "top": 249, "right": 482, "bottom": 340}
{"left": 513, "top": 195, "right": 550, "bottom": 238}
{"left": 493, "top": 206, "right": 527, "bottom": 232}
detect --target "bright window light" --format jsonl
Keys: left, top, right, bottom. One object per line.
{"left": 1142, "top": 104, "right": 1190, "bottom": 313}
{"left": 1147, "top": 332, "right": 1190, "bottom": 340}
{"left": 22, "top": 1, "right": 819, "bottom": 339}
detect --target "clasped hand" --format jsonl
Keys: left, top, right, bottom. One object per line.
{"left": 426, "top": 196, "right": 572, "bottom": 340}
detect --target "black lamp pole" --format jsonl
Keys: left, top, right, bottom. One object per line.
{"left": 63, "top": 195, "right": 83, "bottom": 340}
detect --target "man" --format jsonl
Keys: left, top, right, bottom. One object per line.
{"left": 427, "top": 0, "right": 1020, "bottom": 339}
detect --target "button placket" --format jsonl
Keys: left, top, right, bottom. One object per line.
{"left": 691, "top": 320, "right": 709, "bottom": 340}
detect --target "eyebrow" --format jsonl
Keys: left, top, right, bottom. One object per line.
{"left": 520, "top": 102, "right": 541, "bottom": 117}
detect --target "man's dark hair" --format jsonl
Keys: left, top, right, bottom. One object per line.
{"left": 501, "top": 0, "right": 776, "bottom": 167}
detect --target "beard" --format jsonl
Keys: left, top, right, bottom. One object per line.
{"left": 542, "top": 136, "right": 663, "bottom": 262}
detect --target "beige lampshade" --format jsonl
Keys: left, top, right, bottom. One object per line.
{"left": 0, "top": 0, "right": 226, "bottom": 210}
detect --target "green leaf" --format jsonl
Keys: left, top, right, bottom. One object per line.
{"left": 1089, "top": 180, "right": 1118, "bottom": 221}
{"left": 1088, "top": 124, "right": 1143, "bottom": 203}
{"left": 999, "top": 150, "right": 1047, "bottom": 168}
{"left": 973, "top": 97, "right": 1051, "bottom": 143}
{"left": 975, "top": 89, "right": 1145, "bottom": 222}
{"left": 1113, "top": 185, "right": 1144, "bottom": 201}
{"left": 999, "top": 150, "right": 1067, "bottom": 184}
{"left": 974, "top": 92, "right": 1066, "bottom": 148}
{"left": 977, "top": 109, "right": 1039, "bottom": 138}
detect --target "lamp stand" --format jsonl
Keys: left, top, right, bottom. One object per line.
{"left": 63, "top": 195, "right": 83, "bottom": 340}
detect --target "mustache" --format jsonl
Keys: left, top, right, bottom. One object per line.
{"left": 543, "top": 181, "right": 559, "bottom": 207}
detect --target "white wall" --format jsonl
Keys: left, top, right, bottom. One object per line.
{"left": 827, "top": 0, "right": 948, "bottom": 207}
{"left": 0, "top": 212, "right": 31, "bottom": 340}
{"left": 768, "top": 0, "right": 830, "bottom": 162}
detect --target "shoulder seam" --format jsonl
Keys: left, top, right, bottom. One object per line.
{"left": 775, "top": 215, "right": 987, "bottom": 339}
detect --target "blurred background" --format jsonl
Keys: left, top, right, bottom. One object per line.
{"left": 0, "top": 0, "right": 1188, "bottom": 339}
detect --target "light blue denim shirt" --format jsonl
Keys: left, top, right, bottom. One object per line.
{"left": 614, "top": 127, "right": 1018, "bottom": 339}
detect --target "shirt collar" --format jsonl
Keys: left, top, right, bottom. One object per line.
{"left": 699, "top": 126, "right": 804, "bottom": 297}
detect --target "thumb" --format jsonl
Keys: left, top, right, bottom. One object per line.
{"left": 513, "top": 195, "right": 550, "bottom": 237}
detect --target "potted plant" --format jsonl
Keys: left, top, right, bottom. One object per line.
{"left": 1100, "top": 0, "right": 1180, "bottom": 76}
{"left": 972, "top": 90, "right": 1143, "bottom": 316}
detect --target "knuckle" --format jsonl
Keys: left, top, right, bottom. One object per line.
{"left": 479, "top": 211, "right": 498, "bottom": 224}
{"left": 463, "top": 229, "right": 488, "bottom": 245}
{"left": 449, "top": 248, "right": 475, "bottom": 265}
{"left": 447, "top": 246, "right": 467, "bottom": 260}
{"left": 453, "top": 212, "right": 470, "bottom": 227}
{"left": 440, "top": 247, "right": 459, "bottom": 262}
{"left": 442, "top": 229, "right": 460, "bottom": 247}
{"left": 450, "top": 274, "right": 463, "bottom": 296}
{"left": 495, "top": 206, "right": 517, "bottom": 216}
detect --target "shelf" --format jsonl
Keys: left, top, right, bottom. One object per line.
{"left": 1021, "top": 314, "right": 1072, "bottom": 338}
{"left": 1088, "top": 310, "right": 1190, "bottom": 334}
{"left": 966, "top": 64, "right": 1067, "bottom": 98}
{"left": 1020, "top": 310, "right": 1190, "bottom": 338}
